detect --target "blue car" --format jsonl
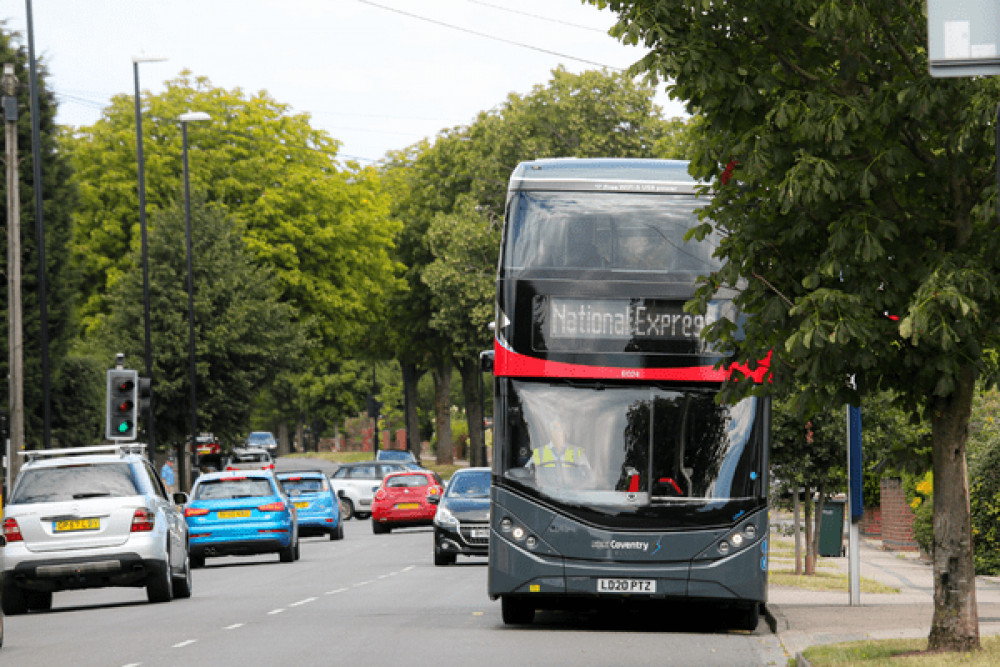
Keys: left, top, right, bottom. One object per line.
{"left": 184, "top": 470, "right": 299, "bottom": 567}
{"left": 276, "top": 471, "right": 344, "bottom": 541}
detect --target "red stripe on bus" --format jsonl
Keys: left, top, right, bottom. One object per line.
{"left": 493, "top": 345, "right": 770, "bottom": 383}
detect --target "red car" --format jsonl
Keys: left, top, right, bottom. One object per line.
{"left": 371, "top": 471, "right": 444, "bottom": 534}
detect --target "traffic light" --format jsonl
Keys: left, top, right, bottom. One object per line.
{"left": 106, "top": 369, "right": 139, "bottom": 440}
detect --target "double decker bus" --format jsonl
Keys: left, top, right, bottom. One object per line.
{"left": 487, "top": 158, "right": 770, "bottom": 630}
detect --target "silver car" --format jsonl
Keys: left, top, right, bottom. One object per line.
{"left": 1, "top": 444, "right": 191, "bottom": 614}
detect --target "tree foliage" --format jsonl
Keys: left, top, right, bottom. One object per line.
{"left": 65, "top": 72, "right": 401, "bottom": 360}
{"left": 596, "top": 0, "right": 994, "bottom": 651}
{"left": 98, "top": 199, "right": 303, "bottom": 450}
{"left": 0, "top": 29, "right": 81, "bottom": 448}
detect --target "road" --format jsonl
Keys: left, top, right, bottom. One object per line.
{"left": 2, "top": 480, "right": 788, "bottom": 666}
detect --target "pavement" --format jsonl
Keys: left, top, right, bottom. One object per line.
{"left": 767, "top": 533, "right": 1000, "bottom": 663}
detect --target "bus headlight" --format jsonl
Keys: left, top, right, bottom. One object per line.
{"left": 500, "top": 517, "right": 513, "bottom": 532}
{"left": 718, "top": 541, "right": 731, "bottom": 555}
{"left": 731, "top": 533, "right": 744, "bottom": 548}
{"left": 511, "top": 526, "right": 526, "bottom": 542}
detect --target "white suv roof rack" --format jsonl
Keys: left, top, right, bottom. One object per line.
{"left": 20, "top": 443, "right": 147, "bottom": 463}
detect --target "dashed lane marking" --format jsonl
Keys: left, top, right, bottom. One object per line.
{"left": 225, "top": 623, "right": 244, "bottom": 630}
{"left": 172, "top": 640, "right": 197, "bottom": 649}
{"left": 289, "top": 597, "right": 317, "bottom": 607}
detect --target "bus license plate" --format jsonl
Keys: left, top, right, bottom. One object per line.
{"left": 597, "top": 578, "right": 656, "bottom": 594}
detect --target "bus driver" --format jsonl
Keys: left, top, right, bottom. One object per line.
{"left": 527, "top": 419, "right": 591, "bottom": 485}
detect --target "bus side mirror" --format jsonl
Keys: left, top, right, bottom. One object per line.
{"left": 480, "top": 350, "right": 494, "bottom": 373}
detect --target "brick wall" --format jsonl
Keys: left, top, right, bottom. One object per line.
{"left": 860, "top": 507, "right": 882, "bottom": 538}
{"left": 880, "top": 477, "right": 919, "bottom": 551}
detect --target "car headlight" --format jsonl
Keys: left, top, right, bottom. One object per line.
{"left": 434, "top": 506, "right": 459, "bottom": 530}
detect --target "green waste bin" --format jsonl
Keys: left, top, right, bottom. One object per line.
{"left": 818, "top": 499, "right": 846, "bottom": 557}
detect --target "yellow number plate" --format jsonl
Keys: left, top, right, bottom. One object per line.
{"left": 54, "top": 518, "right": 100, "bottom": 533}
{"left": 217, "top": 510, "right": 252, "bottom": 519}
{"left": 294, "top": 502, "right": 309, "bottom": 509}
{"left": 395, "top": 502, "right": 420, "bottom": 510}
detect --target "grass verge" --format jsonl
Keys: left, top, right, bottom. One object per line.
{"left": 802, "top": 636, "right": 1000, "bottom": 665}
{"left": 768, "top": 569, "right": 898, "bottom": 593}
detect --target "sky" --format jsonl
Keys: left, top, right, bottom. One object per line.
{"left": 0, "top": 0, "right": 687, "bottom": 164}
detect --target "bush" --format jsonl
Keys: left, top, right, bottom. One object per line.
{"left": 970, "top": 440, "right": 1000, "bottom": 575}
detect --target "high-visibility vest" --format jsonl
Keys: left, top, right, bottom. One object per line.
{"left": 531, "top": 444, "right": 584, "bottom": 468}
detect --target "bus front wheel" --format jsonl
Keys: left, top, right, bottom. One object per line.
{"left": 501, "top": 596, "right": 535, "bottom": 625}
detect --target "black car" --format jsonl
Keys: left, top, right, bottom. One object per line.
{"left": 430, "top": 467, "right": 491, "bottom": 565}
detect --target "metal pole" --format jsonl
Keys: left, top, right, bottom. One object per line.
{"left": 133, "top": 59, "right": 157, "bottom": 453}
{"left": 25, "top": 1, "right": 50, "bottom": 448}
{"left": 4, "top": 63, "right": 25, "bottom": 484}
{"left": 847, "top": 404, "right": 862, "bottom": 606}
{"left": 182, "top": 121, "right": 198, "bottom": 492}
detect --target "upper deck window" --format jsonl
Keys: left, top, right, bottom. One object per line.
{"left": 504, "top": 191, "right": 720, "bottom": 276}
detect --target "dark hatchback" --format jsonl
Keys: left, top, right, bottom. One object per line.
{"left": 431, "top": 467, "right": 491, "bottom": 566}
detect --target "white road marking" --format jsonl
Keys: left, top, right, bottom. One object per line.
{"left": 354, "top": 579, "right": 374, "bottom": 587}
{"left": 289, "top": 597, "right": 316, "bottom": 607}
{"left": 325, "top": 587, "right": 349, "bottom": 595}
{"left": 172, "top": 640, "right": 197, "bottom": 649}
{"left": 268, "top": 608, "right": 286, "bottom": 615}
{"left": 225, "top": 623, "right": 244, "bottom": 630}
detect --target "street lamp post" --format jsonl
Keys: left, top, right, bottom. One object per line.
{"left": 132, "top": 55, "right": 166, "bottom": 455}
{"left": 179, "top": 111, "right": 210, "bottom": 491}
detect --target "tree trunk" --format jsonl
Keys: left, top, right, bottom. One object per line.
{"left": 278, "top": 422, "right": 290, "bottom": 456}
{"left": 458, "top": 357, "right": 485, "bottom": 467}
{"left": 803, "top": 487, "right": 815, "bottom": 575}
{"left": 431, "top": 359, "right": 453, "bottom": 465}
{"left": 793, "top": 489, "right": 802, "bottom": 575}
{"left": 810, "top": 483, "right": 827, "bottom": 573}
{"left": 928, "top": 364, "right": 980, "bottom": 652}
{"left": 402, "top": 363, "right": 423, "bottom": 462}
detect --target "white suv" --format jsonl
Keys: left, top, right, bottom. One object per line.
{"left": 1, "top": 444, "right": 191, "bottom": 614}
{"left": 330, "top": 461, "right": 412, "bottom": 520}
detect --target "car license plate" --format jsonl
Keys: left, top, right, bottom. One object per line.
{"left": 396, "top": 502, "right": 420, "bottom": 510}
{"left": 597, "top": 578, "right": 656, "bottom": 594}
{"left": 471, "top": 528, "right": 489, "bottom": 539}
{"left": 53, "top": 518, "right": 100, "bottom": 533}
{"left": 217, "top": 510, "right": 252, "bottom": 519}
{"left": 294, "top": 502, "right": 309, "bottom": 509}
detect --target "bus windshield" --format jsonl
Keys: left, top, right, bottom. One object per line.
{"left": 502, "top": 381, "right": 761, "bottom": 511}
{"left": 504, "top": 191, "right": 719, "bottom": 275}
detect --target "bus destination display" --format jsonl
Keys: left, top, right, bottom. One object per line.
{"left": 538, "top": 296, "right": 713, "bottom": 349}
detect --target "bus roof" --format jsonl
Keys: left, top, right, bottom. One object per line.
{"left": 508, "top": 158, "right": 702, "bottom": 194}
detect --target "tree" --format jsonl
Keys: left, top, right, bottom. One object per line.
{"left": 0, "top": 29, "right": 82, "bottom": 448}
{"left": 384, "top": 67, "right": 673, "bottom": 465}
{"left": 65, "top": 71, "right": 401, "bottom": 437}
{"left": 771, "top": 399, "right": 845, "bottom": 575}
{"left": 98, "top": 198, "right": 304, "bottom": 455}
{"left": 597, "top": 0, "right": 996, "bottom": 651}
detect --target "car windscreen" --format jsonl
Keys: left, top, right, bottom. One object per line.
{"left": 280, "top": 477, "right": 328, "bottom": 494}
{"left": 12, "top": 462, "right": 140, "bottom": 503}
{"left": 232, "top": 451, "right": 268, "bottom": 463}
{"left": 195, "top": 478, "right": 275, "bottom": 499}
{"left": 446, "top": 472, "right": 490, "bottom": 499}
{"left": 385, "top": 474, "right": 429, "bottom": 489}
{"left": 377, "top": 450, "right": 414, "bottom": 462}
{"left": 248, "top": 433, "right": 275, "bottom": 444}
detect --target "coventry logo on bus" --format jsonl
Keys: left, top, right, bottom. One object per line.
{"left": 591, "top": 539, "right": 652, "bottom": 552}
